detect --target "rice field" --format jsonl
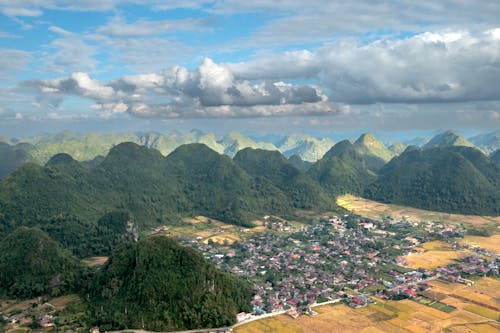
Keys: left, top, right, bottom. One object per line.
{"left": 461, "top": 235, "right": 500, "bottom": 255}
{"left": 236, "top": 277, "right": 500, "bottom": 333}
{"left": 336, "top": 194, "right": 500, "bottom": 227}
{"left": 404, "top": 240, "right": 470, "bottom": 269}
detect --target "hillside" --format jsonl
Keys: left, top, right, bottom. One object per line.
{"left": 0, "top": 227, "right": 82, "bottom": 298}
{"left": 352, "top": 133, "right": 395, "bottom": 171}
{"left": 0, "top": 143, "right": 339, "bottom": 253}
{"left": 308, "top": 140, "right": 377, "bottom": 195}
{"left": 468, "top": 130, "right": 500, "bottom": 154}
{"left": 0, "top": 142, "right": 34, "bottom": 179}
{"left": 234, "top": 148, "right": 332, "bottom": 210}
{"left": 278, "top": 134, "right": 334, "bottom": 162}
{"left": 365, "top": 146, "right": 500, "bottom": 215}
{"left": 87, "top": 236, "right": 252, "bottom": 331}
{"left": 492, "top": 149, "right": 500, "bottom": 165}
{"left": 424, "top": 130, "right": 475, "bottom": 149}
{"left": 219, "top": 131, "right": 278, "bottom": 157}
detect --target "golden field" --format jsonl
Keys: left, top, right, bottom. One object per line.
{"left": 404, "top": 240, "right": 470, "bottom": 270}
{"left": 235, "top": 278, "right": 500, "bottom": 333}
{"left": 461, "top": 235, "right": 500, "bottom": 255}
{"left": 336, "top": 194, "right": 500, "bottom": 227}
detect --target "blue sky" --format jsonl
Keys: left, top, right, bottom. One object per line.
{"left": 0, "top": 1, "right": 499, "bottom": 137}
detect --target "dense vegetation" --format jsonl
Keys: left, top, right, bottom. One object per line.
{"left": 1, "top": 140, "right": 498, "bottom": 260}
{"left": 0, "top": 142, "right": 339, "bottom": 257}
{"left": 492, "top": 149, "right": 500, "bottom": 165}
{"left": 365, "top": 147, "right": 500, "bottom": 215}
{"left": 0, "top": 142, "right": 33, "bottom": 179}
{"left": 87, "top": 236, "right": 252, "bottom": 331}
{"left": 424, "top": 129, "right": 474, "bottom": 149}
{"left": 307, "top": 140, "right": 377, "bottom": 195}
{"left": 234, "top": 148, "right": 332, "bottom": 210}
{"left": 0, "top": 227, "right": 83, "bottom": 298}
{"left": 352, "top": 133, "right": 395, "bottom": 171}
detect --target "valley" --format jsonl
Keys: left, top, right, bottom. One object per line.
{"left": 0, "top": 130, "right": 498, "bottom": 333}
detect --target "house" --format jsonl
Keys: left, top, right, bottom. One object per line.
{"left": 236, "top": 312, "right": 251, "bottom": 322}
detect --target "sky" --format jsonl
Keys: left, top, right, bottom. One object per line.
{"left": 0, "top": 1, "right": 499, "bottom": 137}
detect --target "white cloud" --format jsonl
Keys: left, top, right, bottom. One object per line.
{"left": 96, "top": 16, "right": 213, "bottom": 37}
{"left": 2, "top": 7, "right": 42, "bottom": 17}
{"left": 24, "top": 57, "right": 332, "bottom": 118}
{"left": 0, "top": 49, "right": 31, "bottom": 79}
{"left": 43, "top": 36, "right": 98, "bottom": 73}
{"left": 227, "top": 29, "right": 500, "bottom": 104}
{"left": 48, "top": 26, "right": 72, "bottom": 36}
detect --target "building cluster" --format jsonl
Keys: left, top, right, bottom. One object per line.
{"left": 183, "top": 214, "right": 492, "bottom": 317}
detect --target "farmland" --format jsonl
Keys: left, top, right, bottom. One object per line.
{"left": 404, "top": 240, "right": 471, "bottom": 270}
{"left": 235, "top": 277, "right": 500, "bottom": 333}
{"left": 461, "top": 235, "right": 500, "bottom": 255}
{"left": 336, "top": 194, "right": 500, "bottom": 228}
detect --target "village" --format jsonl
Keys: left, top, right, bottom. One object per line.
{"left": 181, "top": 214, "right": 499, "bottom": 321}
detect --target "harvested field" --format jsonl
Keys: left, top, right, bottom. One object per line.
{"left": 404, "top": 241, "right": 470, "bottom": 269}
{"left": 336, "top": 194, "right": 500, "bottom": 227}
{"left": 237, "top": 280, "right": 500, "bottom": 333}
{"left": 464, "top": 304, "right": 499, "bottom": 321}
{"left": 203, "top": 232, "right": 241, "bottom": 245}
{"left": 461, "top": 235, "right": 500, "bottom": 255}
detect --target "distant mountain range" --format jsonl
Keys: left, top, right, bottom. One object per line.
{"left": 3, "top": 129, "right": 498, "bottom": 170}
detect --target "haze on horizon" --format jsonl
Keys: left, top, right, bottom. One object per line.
{"left": 0, "top": 1, "right": 499, "bottom": 137}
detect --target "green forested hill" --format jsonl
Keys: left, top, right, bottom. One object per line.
{"left": 492, "top": 149, "right": 500, "bottom": 165}
{"left": 87, "top": 236, "right": 252, "bottom": 331}
{"left": 0, "top": 142, "right": 34, "bottom": 179}
{"left": 234, "top": 148, "right": 332, "bottom": 210}
{"left": 365, "top": 147, "right": 500, "bottom": 215}
{"left": 0, "top": 227, "right": 82, "bottom": 298}
{"left": 352, "top": 133, "right": 395, "bottom": 171}
{"left": 424, "top": 130, "right": 475, "bottom": 149}
{"left": 0, "top": 142, "right": 338, "bottom": 256}
{"left": 308, "top": 140, "right": 377, "bottom": 196}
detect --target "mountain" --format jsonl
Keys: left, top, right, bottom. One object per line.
{"left": 0, "top": 142, "right": 340, "bottom": 250}
{"left": 424, "top": 130, "right": 475, "bottom": 149}
{"left": 139, "top": 130, "right": 225, "bottom": 155}
{"left": 0, "top": 142, "right": 34, "bottom": 179}
{"left": 403, "top": 137, "right": 429, "bottom": 147}
{"left": 17, "top": 131, "right": 138, "bottom": 164}
{"left": 388, "top": 142, "right": 407, "bottom": 155}
{"left": 277, "top": 134, "right": 334, "bottom": 162}
{"left": 468, "top": 130, "right": 500, "bottom": 155}
{"left": 365, "top": 146, "right": 500, "bottom": 215}
{"left": 352, "top": 133, "right": 395, "bottom": 171}
{"left": 234, "top": 148, "right": 332, "bottom": 210}
{"left": 87, "top": 236, "right": 252, "bottom": 331}
{"left": 308, "top": 140, "right": 377, "bottom": 195}
{"left": 491, "top": 149, "right": 500, "bottom": 165}
{"left": 0, "top": 227, "right": 82, "bottom": 298}
{"left": 288, "top": 154, "right": 313, "bottom": 172}
{"left": 164, "top": 143, "right": 266, "bottom": 225}
{"left": 219, "top": 131, "right": 278, "bottom": 157}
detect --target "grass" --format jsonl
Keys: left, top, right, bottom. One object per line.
{"left": 428, "top": 301, "right": 456, "bottom": 313}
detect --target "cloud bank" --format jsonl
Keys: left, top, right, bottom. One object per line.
{"left": 24, "top": 28, "right": 500, "bottom": 119}
{"left": 25, "top": 58, "right": 333, "bottom": 118}
{"left": 231, "top": 29, "right": 500, "bottom": 104}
